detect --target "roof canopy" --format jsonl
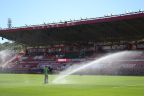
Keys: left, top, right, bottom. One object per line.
{"left": 0, "top": 11, "right": 144, "bottom": 45}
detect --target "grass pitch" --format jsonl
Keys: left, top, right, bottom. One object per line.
{"left": 0, "top": 74, "right": 144, "bottom": 96}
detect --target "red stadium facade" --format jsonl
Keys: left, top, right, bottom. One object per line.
{"left": 0, "top": 11, "right": 144, "bottom": 75}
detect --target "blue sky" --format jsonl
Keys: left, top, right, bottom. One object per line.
{"left": 0, "top": 0, "right": 144, "bottom": 43}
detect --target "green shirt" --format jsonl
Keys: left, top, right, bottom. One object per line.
{"left": 44, "top": 66, "right": 48, "bottom": 75}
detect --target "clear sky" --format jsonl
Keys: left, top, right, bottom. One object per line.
{"left": 0, "top": 0, "right": 144, "bottom": 43}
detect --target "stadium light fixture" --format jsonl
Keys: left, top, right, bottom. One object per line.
{"left": 139, "top": 9, "right": 143, "bottom": 12}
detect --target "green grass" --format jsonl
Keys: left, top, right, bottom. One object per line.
{"left": 0, "top": 74, "right": 144, "bottom": 96}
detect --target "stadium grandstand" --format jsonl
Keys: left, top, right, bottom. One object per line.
{"left": 0, "top": 11, "right": 144, "bottom": 75}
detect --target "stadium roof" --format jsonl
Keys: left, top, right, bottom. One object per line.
{"left": 0, "top": 11, "right": 144, "bottom": 45}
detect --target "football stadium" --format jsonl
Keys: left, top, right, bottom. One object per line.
{"left": 0, "top": 2, "right": 144, "bottom": 95}
{"left": 0, "top": 11, "right": 144, "bottom": 75}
